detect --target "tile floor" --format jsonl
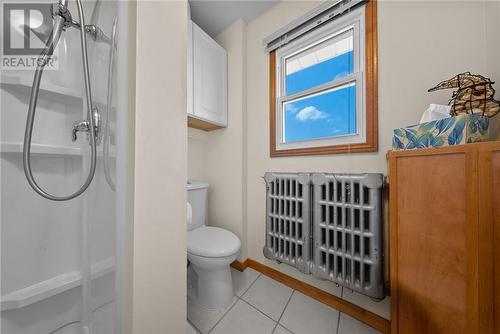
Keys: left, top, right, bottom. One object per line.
{"left": 188, "top": 268, "right": 382, "bottom": 334}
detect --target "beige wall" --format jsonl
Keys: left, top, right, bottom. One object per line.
{"left": 133, "top": 1, "right": 187, "bottom": 333}
{"left": 187, "top": 20, "right": 248, "bottom": 260}
{"left": 188, "top": 128, "right": 208, "bottom": 180}
{"left": 485, "top": 1, "right": 500, "bottom": 84}
{"left": 485, "top": 1, "right": 500, "bottom": 138}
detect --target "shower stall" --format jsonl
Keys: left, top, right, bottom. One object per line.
{"left": 1, "top": 0, "right": 130, "bottom": 333}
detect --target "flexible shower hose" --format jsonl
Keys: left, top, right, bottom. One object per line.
{"left": 23, "top": 0, "right": 97, "bottom": 201}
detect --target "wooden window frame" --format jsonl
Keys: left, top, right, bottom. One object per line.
{"left": 269, "top": 0, "right": 378, "bottom": 157}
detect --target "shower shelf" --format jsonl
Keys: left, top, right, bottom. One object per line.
{"left": 1, "top": 142, "right": 82, "bottom": 156}
{"left": 1, "top": 142, "right": 117, "bottom": 157}
{"left": 1, "top": 257, "right": 114, "bottom": 311}
{"left": 1, "top": 74, "right": 82, "bottom": 101}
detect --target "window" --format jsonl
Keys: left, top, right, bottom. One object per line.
{"left": 270, "top": 2, "right": 378, "bottom": 156}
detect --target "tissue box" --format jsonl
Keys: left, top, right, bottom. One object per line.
{"left": 392, "top": 114, "right": 490, "bottom": 151}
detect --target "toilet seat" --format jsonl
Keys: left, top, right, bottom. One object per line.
{"left": 188, "top": 226, "right": 240, "bottom": 258}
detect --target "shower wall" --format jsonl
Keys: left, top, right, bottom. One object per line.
{"left": 1, "top": 1, "right": 126, "bottom": 333}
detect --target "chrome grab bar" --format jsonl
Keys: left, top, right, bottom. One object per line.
{"left": 23, "top": 0, "right": 98, "bottom": 201}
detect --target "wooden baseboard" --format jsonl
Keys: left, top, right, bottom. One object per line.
{"left": 233, "top": 259, "right": 390, "bottom": 334}
{"left": 230, "top": 259, "right": 248, "bottom": 272}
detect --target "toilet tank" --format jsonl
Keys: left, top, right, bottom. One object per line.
{"left": 187, "top": 181, "right": 209, "bottom": 231}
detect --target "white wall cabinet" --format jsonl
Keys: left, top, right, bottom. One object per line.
{"left": 188, "top": 21, "right": 228, "bottom": 130}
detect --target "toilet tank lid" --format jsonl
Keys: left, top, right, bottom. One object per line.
{"left": 187, "top": 181, "right": 209, "bottom": 191}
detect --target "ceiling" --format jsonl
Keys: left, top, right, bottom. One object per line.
{"left": 189, "top": 0, "right": 279, "bottom": 37}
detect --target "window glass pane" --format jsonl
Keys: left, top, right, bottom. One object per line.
{"left": 285, "top": 29, "right": 353, "bottom": 96}
{"left": 283, "top": 82, "right": 356, "bottom": 143}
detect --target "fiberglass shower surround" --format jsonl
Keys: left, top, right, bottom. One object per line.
{"left": 263, "top": 172, "right": 384, "bottom": 299}
{"left": 1, "top": 0, "right": 125, "bottom": 333}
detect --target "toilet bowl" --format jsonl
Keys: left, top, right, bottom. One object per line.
{"left": 188, "top": 226, "right": 240, "bottom": 310}
{"left": 187, "top": 182, "right": 241, "bottom": 311}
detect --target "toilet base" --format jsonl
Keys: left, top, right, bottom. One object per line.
{"left": 187, "top": 252, "right": 238, "bottom": 311}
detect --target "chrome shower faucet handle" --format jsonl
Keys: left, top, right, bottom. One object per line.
{"left": 71, "top": 120, "right": 90, "bottom": 141}
{"left": 71, "top": 107, "right": 102, "bottom": 143}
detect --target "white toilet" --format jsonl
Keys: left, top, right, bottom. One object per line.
{"left": 187, "top": 181, "right": 241, "bottom": 311}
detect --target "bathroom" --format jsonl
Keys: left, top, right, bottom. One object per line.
{"left": 1, "top": 0, "right": 500, "bottom": 333}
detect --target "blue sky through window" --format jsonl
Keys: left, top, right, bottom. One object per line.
{"left": 285, "top": 51, "right": 353, "bottom": 96}
{"left": 283, "top": 51, "right": 356, "bottom": 143}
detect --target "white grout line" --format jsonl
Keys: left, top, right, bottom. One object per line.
{"left": 277, "top": 323, "right": 296, "bottom": 334}
{"left": 194, "top": 270, "right": 351, "bottom": 334}
{"left": 239, "top": 272, "right": 262, "bottom": 298}
{"left": 335, "top": 288, "right": 344, "bottom": 334}
{"left": 239, "top": 297, "right": 279, "bottom": 325}
{"left": 274, "top": 290, "right": 295, "bottom": 334}
{"left": 234, "top": 272, "right": 294, "bottom": 334}
{"left": 206, "top": 296, "right": 240, "bottom": 334}
{"left": 187, "top": 318, "right": 202, "bottom": 334}
{"left": 192, "top": 271, "right": 263, "bottom": 334}
{"left": 335, "top": 310, "right": 342, "bottom": 334}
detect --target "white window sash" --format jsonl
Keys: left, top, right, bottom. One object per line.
{"left": 279, "top": 72, "right": 359, "bottom": 105}
{"left": 277, "top": 73, "right": 365, "bottom": 150}
{"left": 274, "top": 7, "right": 366, "bottom": 151}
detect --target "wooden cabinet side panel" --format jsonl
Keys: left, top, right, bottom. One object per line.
{"left": 389, "top": 156, "right": 399, "bottom": 334}
{"left": 493, "top": 151, "right": 500, "bottom": 334}
{"left": 394, "top": 153, "right": 468, "bottom": 334}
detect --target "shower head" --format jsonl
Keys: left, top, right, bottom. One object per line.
{"left": 51, "top": 0, "right": 112, "bottom": 45}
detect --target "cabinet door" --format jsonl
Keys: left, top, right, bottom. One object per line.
{"left": 390, "top": 151, "right": 477, "bottom": 334}
{"left": 192, "top": 23, "right": 227, "bottom": 126}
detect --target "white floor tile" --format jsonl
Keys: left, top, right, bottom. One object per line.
{"left": 187, "top": 297, "right": 237, "bottom": 334}
{"left": 273, "top": 325, "right": 293, "bottom": 334}
{"left": 231, "top": 267, "right": 260, "bottom": 297}
{"left": 279, "top": 291, "right": 339, "bottom": 334}
{"left": 210, "top": 300, "right": 276, "bottom": 334}
{"left": 241, "top": 275, "right": 293, "bottom": 321}
{"left": 337, "top": 313, "right": 382, "bottom": 334}
{"left": 187, "top": 321, "right": 199, "bottom": 334}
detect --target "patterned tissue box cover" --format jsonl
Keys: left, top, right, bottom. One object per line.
{"left": 392, "top": 114, "right": 490, "bottom": 151}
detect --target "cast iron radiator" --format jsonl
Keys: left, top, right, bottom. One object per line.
{"left": 263, "top": 172, "right": 384, "bottom": 299}
{"left": 263, "top": 173, "right": 312, "bottom": 274}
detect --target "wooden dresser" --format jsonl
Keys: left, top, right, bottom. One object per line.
{"left": 388, "top": 142, "right": 500, "bottom": 334}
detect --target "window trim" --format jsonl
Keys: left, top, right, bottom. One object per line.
{"left": 276, "top": 16, "right": 364, "bottom": 150}
{"left": 269, "top": 0, "right": 378, "bottom": 157}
